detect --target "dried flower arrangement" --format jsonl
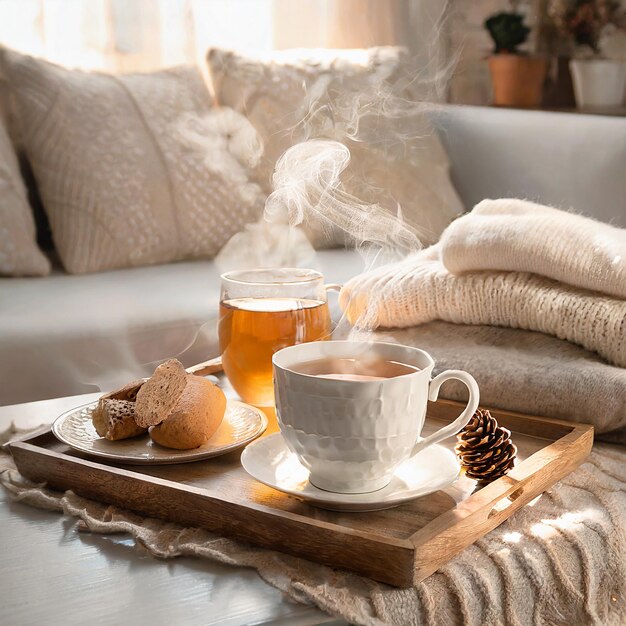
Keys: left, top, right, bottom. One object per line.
{"left": 548, "top": 0, "right": 626, "bottom": 58}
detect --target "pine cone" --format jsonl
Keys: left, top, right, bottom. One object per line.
{"left": 455, "top": 409, "right": 516, "bottom": 483}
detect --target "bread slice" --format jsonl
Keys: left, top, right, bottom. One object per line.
{"left": 92, "top": 399, "right": 147, "bottom": 441}
{"left": 101, "top": 379, "right": 145, "bottom": 402}
{"left": 149, "top": 376, "right": 226, "bottom": 450}
{"left": 135, "top": 359, "right": 188, "bottom": 428}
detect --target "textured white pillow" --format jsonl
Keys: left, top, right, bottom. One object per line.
{"left": 207, "top": 47, "right": 463, "bottom": 247}
{"left": 0, "top": 49, "right": 265, "bottom": 274}
{"left": 0, "top": 118, "right": 50, "bottom": 276}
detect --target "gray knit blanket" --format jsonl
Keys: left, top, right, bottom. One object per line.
{"left": 371, "top": 322, "right": 626, "bottom": 441}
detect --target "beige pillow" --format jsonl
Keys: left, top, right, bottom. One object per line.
{"left": 0, "top": 118, "right": 50, "bottom": 276}
{"left": 207, "top": 47, "right": 463, "bottom": 247}
{"left": 0, "top": 49, "right": 265, "bottom": 274}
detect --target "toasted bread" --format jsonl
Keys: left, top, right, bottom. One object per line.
{"left": 92, "top": 399, "right": 147, "bottom": 441}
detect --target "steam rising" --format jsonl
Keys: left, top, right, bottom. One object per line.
{"left": 76, "top": 35, "right": 456, "bottom": 393}
{"left": 215, "top": 45, "right": 456, "bottom": 273}
{"left": 216, "top": 220, "right": 316, "bottom": 271}
{"left": 210, "top": 40, "right": 458, "bottom": 342}
{"left": 55, "top": 317, "right": 218, "bottom": 396}
{"left": 264, "top": 139, "right": 421, "bottom": 257}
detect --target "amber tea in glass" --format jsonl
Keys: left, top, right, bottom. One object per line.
{"left": 219, "top": 268, "right": 335, "bottom": 406}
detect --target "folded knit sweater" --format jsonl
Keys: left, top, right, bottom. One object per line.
{"left": 340, "top": 200, "right": 626, "bottom": 367}
{"left": 441, "top": 198, "right": 626, "bottom": 299}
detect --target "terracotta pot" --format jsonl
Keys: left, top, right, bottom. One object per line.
{"left": 569, "top": 59, "right": 626, "bottom": 109}
{"left": 488, "top": 54, "right": 547, "bottom": 107}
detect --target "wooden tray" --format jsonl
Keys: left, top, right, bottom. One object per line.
{"left": 7, "top": 400, "right": 592, "bottom": 587}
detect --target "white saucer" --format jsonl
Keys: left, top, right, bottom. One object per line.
{"left": 240, "top": 432, "right": 460, "bottom": 512}
{"left": 53, "top": 400, "right": 268, "bottom": 465}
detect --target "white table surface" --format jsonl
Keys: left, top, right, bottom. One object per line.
{"left": 0, "top": 394, "right": 346, "bottom": 626}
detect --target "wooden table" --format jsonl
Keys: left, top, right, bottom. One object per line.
{"left": 0, "top": 393, "right": 346, "bottom": 626}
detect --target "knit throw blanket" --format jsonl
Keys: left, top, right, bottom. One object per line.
{"left": 1, "top": 429, "right": 625, "bottom": 626}
{"left": 369, "top": 322, "right": 626, "bottom": 439}
{"left": 340, "top": 199, "right": 626, "bottom": 368}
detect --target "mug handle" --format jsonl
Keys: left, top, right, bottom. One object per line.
{"left": 411, "top": 370, "right": 480, "bottom": 457}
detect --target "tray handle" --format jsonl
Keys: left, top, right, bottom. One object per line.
{"left": 411, "top": 424, "right": 593, "bottom": 589}
{"left": 460, "top": 468, "right": 542, "bottom": 525}
{"left": 486, "top": 477, "right": 528, "bottom": 518}
{"left": 186, "top": 356, "right": 223, "bottom": 377}
{"left": 453, "top": 424, "right": 593, "bottom": 526}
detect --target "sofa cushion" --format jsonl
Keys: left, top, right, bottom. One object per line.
{"left": 0, "top": 250, "right": 366, "bottom": 405}
{"left": 432, "top": 105, "right": 626, "bottom": 228}
{"left": 0, "top": 118, "right": 50, "bottom": 276}
{"left": 0, "top": 49, "right": 265, "bottom": 274}
{"left": 207, "top": 47, "right": 463, "bottom": 247}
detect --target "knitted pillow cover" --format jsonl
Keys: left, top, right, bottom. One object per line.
{"left": 0, "top": 117, "right": 50, "bottom": 276}
{"left": 207, "top": 47, "right": 463, "bottom": 248}
{"left": 0, "top": 49, "right": 265, "bottom": 274}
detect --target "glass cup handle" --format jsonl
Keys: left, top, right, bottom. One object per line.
{"left": 323, "top": 284, "right": 343, "bottom": 337}
{"left": 411, "top": 370, "right": 480, "bottom": 457}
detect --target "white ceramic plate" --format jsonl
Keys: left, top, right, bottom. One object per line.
{"left": 241, "top": 432, "right": 460, "bottom": 512}
{"left": 52, "top": 400, "right": 268, "bottom": 465}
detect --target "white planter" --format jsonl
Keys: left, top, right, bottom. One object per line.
{"left": 569, "top": 59, "right": 626, "bottom": 108}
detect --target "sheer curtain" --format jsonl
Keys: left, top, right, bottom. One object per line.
{"left": 0, "top": 0, "right": 447, "bottom": 73}
{"left": 0, "top": 0, "right": 274, "bottom": 71}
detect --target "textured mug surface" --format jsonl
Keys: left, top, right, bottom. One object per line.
{"left": 273, "top": 341, "right": 479, "bottom": 493}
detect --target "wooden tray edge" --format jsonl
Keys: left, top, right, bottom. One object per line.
{"left": 428, "top": 399, "right": 586, "bottom": 440}
{"left": 408, "top": 421, "right": 594, "bottom": 584}
{"left": 5, "top": 404, "right": 596, "bottom": 588}
{"left": 8, "top": 438, "right": 417, "bottom": 586}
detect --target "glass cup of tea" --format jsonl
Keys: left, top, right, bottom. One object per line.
{"left": 219, "top": 268, "right": 339, "bottom": 406}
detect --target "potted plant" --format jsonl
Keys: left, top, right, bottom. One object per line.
{"left": 485, "top": 9, "right": 547, "bottom": 107}
{"left": 549, "top": 0, "right": 626, "bottom": 108}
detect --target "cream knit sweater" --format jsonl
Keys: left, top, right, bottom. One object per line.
{"left": 340, "top": 201, "right": 626, "bottom": 367}
{"left": 441, "top": 198, "right": 626, "bottom": 299}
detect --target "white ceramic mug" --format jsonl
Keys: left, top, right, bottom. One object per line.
{"left": 273, "top": 340, "right": 479, "bottom": 494}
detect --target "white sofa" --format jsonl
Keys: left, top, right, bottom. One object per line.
{"left": 1, "top": 105, "right": 625, "bottom": 406}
